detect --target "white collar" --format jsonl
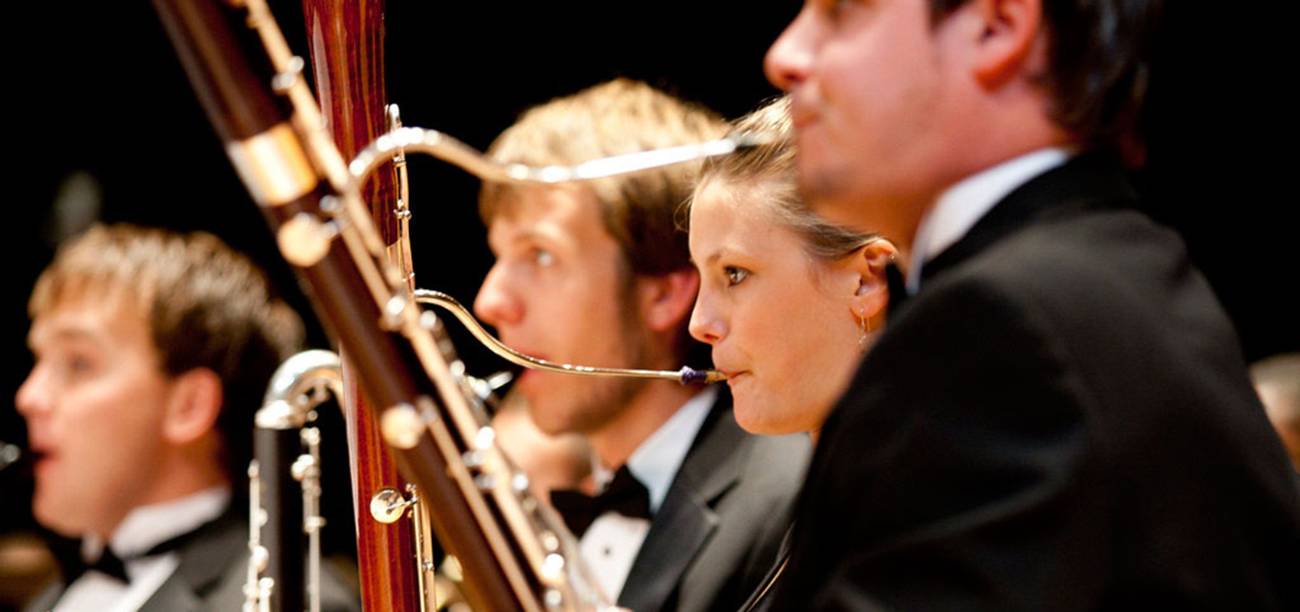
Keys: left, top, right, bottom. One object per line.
{"left": 908, "top": 147, "right": 1073, "bottom": 294}
{"left": 591, "top": 386, "right": 717, "bottom": 513}
{"left": 84, "top": 486, "right": 231, "bottom": 561}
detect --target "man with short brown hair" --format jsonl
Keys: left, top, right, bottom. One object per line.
{"left": 18, "top": 224, "right": 356, "bottom": 612}
{"left": 474, "top": 79, "right": 808, "bottom": 611}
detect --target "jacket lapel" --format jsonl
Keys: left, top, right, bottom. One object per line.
{"left": 138, "top": 514, "right": 245, "bottom": 612}
{"left": 21, "top": 582, "right": 63, "bottom": 612}
{"left": 921, "top": 152, "right": 1136, "bottom": 286}
{"left": 139, "top": 576, "right": 203, "bottom": 612}
{"left": 617, "top": 394, "right": 751, "bottom": 612}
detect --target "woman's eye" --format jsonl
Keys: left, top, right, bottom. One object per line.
{"left": 532, "top": 248, "right": 555, "bottom": 267}
{"left": 724, "top": 266, "right": 750, "bottom": 287}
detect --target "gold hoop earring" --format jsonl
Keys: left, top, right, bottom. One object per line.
{"left": 858, "top": 313, "right": 873, "bottom": 348}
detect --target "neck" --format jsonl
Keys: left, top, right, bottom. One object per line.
{"left": 98, "top": 449, "right": 227, "bottom": 540}
{"left": 902, "top": 86, "right": 1075, "bottom": 246}
{"left": 586, "top": 380, "right": 699, "bottom": 470}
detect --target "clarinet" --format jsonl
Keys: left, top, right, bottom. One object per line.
{"left": 151, "top": 1, "right": 608, "bottom": 609}
{"left": 247, "top": 350, "right": 340, "bottom": 612}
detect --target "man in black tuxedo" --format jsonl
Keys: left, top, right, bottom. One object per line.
{"left": 474, "top": 79, "right": 809, "bottom": 611}
{"left": 762, "top": 0, "right": 1300, "bottom": 608}
{"left": 17, "top": 225, "right": 358, "bottom": 612}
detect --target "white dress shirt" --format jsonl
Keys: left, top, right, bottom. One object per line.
{"left": 52, "top": 486, "right": 231, "bottom": 612}
{"left": 578, "top": 387, "right": 717, "bottom": 600}
{"left": 908, "top": 148, "right": 1074, "bottom": 294}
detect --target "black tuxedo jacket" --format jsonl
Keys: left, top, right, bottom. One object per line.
{"left": 24, "top": 512, "right": 359, "bottom": 612}
{"left": 770, "top": 154, "right": 1300, "bottom": 610}
{"left": 617, "top": 391, "right": 810, "bottom": 612}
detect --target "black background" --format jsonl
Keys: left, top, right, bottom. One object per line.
{"left": 3, "top": 0, "right": 1296, "bottom": 567}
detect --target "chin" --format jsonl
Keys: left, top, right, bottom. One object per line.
{"left": 733, "top": 402, "right": 795, "bottom": 436}
{"left": 524, "top": 408, "right": 569, "bottom": 437}
{"left": 33, "top": 495, "right": 82, "bottom": 536}
{"left": 814, "top": 193, "right": 873, "bottom": 234}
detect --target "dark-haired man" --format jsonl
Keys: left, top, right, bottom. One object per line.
{"left": 763, "top": 0, "right": 1300, "bottom": 608}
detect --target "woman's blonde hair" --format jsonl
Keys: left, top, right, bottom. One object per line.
{"left": 689, "top": 96, "right": 881, "bottom": 261}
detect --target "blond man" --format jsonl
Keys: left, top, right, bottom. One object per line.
{"left": 474, "top": 80, "right": 808, "bottom": 611}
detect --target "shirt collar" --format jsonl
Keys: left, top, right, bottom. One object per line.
{"left": 908, "top": 147, "right": 1073, "bottom": 294}
{"left": 592, "top": 387, "right": 717, "bottom": 513}
{"left": 84, "top": 486, "right": 231, "bottom": 561}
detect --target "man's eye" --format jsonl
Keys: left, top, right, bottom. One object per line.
{"left": 47, "top": 354, "right": 95, "bottom": 383}
{"left": 532, "top": 248, "right": 555, "bottom": 267}
{"left": 68, "top": 354, "right": 95, "bottom": 374}
{"left": 725, "top": 266, "right": 751, "bottom": 287}
{"left": 821, "top": 0, "right": 855, "bottom": 20}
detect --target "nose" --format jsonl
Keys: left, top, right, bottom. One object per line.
{"left": 688, "top": 294, "right": 726, "bottom": 345}
{"left": 15, "top": 364, "right": 51, "bottom": 419}
{"left": 474, "top": 263, "right": 523, "bottom": 329}
{"left": 765, "top": 7, "right": 815, "bottom": 92}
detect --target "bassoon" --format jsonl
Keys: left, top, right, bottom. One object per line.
{"left": 152, "top": 0, "right": 605, "bottom": 609}
{"left": 153, "top": 1, "right": 746, "bottom": 608}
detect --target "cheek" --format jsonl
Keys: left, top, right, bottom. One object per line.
{"left": 74, "top": 374, "right": 168, "bottom": 452}
{"left": 774, "top": 298, "right": 856, "bottom": 414}
{"left": 729, "top": 287, "right": 801, "bottom": 369}
{"left": 735, "top": 309, "right": 802, "bottom": 422}
{"left": 802, "top": 325, "right": 863, "bottom": 423}
{"left": 819, "top": 32, "right": 884, "bottom": 110}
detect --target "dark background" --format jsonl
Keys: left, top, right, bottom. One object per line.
{"left": 3, "top": 0, "right": 1295, "bottom": 585}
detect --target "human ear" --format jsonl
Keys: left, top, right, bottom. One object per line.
{"left": 964, "top": 0, "right": 1045, "bottom": 88}
{"left": 161, "top": 367, "right": 223, "bottom": 445}
{"left": 848, "top": 239, "right": 899, "bottom": 329}
{"left": 638, "top": 268, "right": 702, "bottom": 333}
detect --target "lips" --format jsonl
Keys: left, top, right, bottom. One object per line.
{"left": 721, "top": 370, "right": 752, "bottom": 387}
{"left": 511, "top": 353, "right": 551, "bottom": 391}
{"left": 515, "top": 349, "right": 548, "bottom": 363}
{"left": 790, "top": 111, "right": 817, "bottom": 130}
{"left": 788, "top": 94, "right": 818, "bottom": 129}
{"left": 498, "top": 336, "right": 546, "bottom": 362}
{"left": 28, "top": 448, "right": 54, "bottom": 477}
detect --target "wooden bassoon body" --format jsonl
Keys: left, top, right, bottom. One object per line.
{"left": 297, "top": 2, "right": 420, "bottom": 610}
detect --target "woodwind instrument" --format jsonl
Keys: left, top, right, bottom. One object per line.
{"left": 152, "top": 1, "right": 608, "bottom": 609}
{"left": 153, "top": 1, "right": 751, "bottom": 608}
{"left": 247, "top": 350, "right": 341, "bottom": 612}
{"left": 296, "top": 3, "right": 423, "bottom": 610}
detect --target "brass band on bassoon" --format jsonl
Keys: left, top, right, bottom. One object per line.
{"left": 7, "top": 1, "right": 1300, "bottom": 611}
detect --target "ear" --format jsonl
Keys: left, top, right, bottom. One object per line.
{"left": 847, "top": 239, "right": 899, "bottom": 330}
{"left": 636, "top": 268, "right": 701, "bottom": 333}
{"left": 964, "top": 0, "right": 1045, "bottom": 88}
{"left": 161, "top": 367, "right": 224, "bottom": 445}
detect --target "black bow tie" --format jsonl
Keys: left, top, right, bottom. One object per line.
{"left": 78, "top": 547, "right": 130, "bottom": 583}
{"left": 63, "top": 516, "right": 219, "bottom": 584}
{"left": 550, "top": 465, "right": 652, "bottom": 537}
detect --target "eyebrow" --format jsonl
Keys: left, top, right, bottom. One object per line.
{"left": 27, "top": 327, "right": 105, "bottom": 352}
{"left": 488, "top": 227, "right": 552, "bottom": 253}
{"left": 510, "top": 229, "right": 550, "bottom": 245}
{"left": 698, "top": 246, "right": 737, "bottom": 268}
